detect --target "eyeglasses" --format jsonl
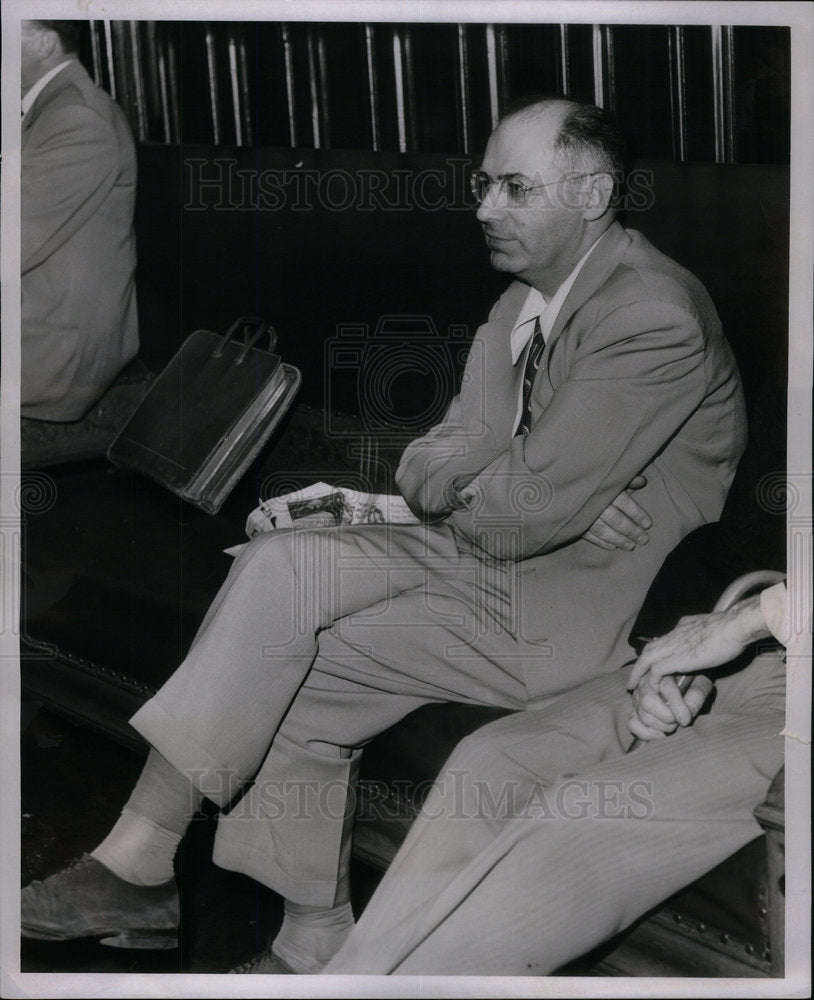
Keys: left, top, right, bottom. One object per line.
{"left": 469, "top": 170, "right": 598, "bottom": 207}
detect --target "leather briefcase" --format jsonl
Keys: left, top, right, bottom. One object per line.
{"left": 107, "top": 317, "right": 301, "bottom": 513}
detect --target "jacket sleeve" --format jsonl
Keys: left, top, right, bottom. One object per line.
{"left": 445, "top": 299, "right": 710, "bottom": 559}
{"left": 22, "top": 101, "right": 122, "bottom": 274}
{"left": 395, "top": 297, "right": 510, "bottom": 518}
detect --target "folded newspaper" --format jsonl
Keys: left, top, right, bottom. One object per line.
{"left": 225, "top": 481, "right": 419, "bottom": 556}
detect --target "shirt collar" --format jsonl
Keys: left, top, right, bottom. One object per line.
{"left": 509, "top": 231, "right": 608, "bottom": 365}
{"left": 509, "top": 288, "right": 548, "bottom": 365}
{"left": 22, "top": 60, "right": 73, "bottom": 118}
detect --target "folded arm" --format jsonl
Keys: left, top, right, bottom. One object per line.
{"left": 439, "top": 301, "right": 707, "bottom": 560}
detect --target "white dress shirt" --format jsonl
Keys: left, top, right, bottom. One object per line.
{"left": 509, "top": 231, "right": 609, "bottom": 435}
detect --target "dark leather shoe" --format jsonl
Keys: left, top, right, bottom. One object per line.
{"left": 230, "top": 947, "right": 298, "bottom": 974}
{"left": 21, "top": 854, "right": 179, "bottom": 949}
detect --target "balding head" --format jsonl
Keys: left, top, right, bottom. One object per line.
{"left": 500, "top": 97, "right": 627, "bottom": 190}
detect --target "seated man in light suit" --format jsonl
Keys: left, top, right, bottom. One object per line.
{"left": 20, "top": 20, "right": 139, "bottom": 457}
{"left": 21, "top": 96, "right": 747, "bottom": 974}
{"left": 325, "top": 383, "right": 793, "bottom": 976}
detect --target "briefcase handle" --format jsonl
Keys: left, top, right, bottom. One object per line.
{"left": 212, "top": 317, "right": 278, "bottom": 364}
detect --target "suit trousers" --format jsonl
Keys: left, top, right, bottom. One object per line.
{"left": 325, "top": 650, "right": 786, "bottom": 975}
{"left": 130, "top": 522, "right": 561, "bottom": 905}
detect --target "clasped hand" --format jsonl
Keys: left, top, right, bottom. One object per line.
{"left": 626, "top": 666, "right": 713, "bottom": 741}
{"left": 623, "top": 602, "right": 764, "bottom": 740}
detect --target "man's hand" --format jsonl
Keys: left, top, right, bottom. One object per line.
{"left": 627, "top": 671, "right": 713, "bottom": 741}
{"left": 625, "top": 594, "right": 771, "bottom": 742}
{"left": 626, "top": 596, "right": 768, "bottom": 690}
{"left": 583, "top": 475, "right": 651, "bottom": 551}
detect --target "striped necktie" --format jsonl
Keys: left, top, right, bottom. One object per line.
{"left": 515, "top": 315, "right": 545, "bottom": 437}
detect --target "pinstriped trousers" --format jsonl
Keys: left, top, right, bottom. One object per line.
{"left": 325, "top": 651, "right": 786, "bottom": 976}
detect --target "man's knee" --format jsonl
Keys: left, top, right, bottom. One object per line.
{"left": 440, "top": 724, "right": 526, "bottom": 798}
{"left": 238, "top": 526, "right": 340, "bottom": 581}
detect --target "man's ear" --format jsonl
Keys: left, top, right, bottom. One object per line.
{"left": 582, "top": 173, "right": 614, "bottom": 221}
{"left": 33, "top": 23, "right": 61, "bottom": 60}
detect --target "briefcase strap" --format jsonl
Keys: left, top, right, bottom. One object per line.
{"left": 211, "top": 316, "right": 277, "bottom": 364}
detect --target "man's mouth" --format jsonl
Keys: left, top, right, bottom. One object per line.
{"left": 485, "top": 232, "right": 515, "bottom": 246}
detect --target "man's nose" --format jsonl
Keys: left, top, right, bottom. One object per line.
{"left": 475, "top": 189, "right": 507, "bottom": 223}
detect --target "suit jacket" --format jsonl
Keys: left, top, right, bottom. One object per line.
{"left": 21, "top": 60, "right": 139, "bottom": 421}
{"left": 397, "top": 222, "right": 747, "bottom": 697}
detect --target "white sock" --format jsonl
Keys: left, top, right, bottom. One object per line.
{"left": 91, "top": 808, "right": 181, "bottom": 886}
{"left": 272, "top": 901, "right": 355, "bottom": 973}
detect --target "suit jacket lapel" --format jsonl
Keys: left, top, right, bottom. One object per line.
{"left": 466, "top": 225, "right": 631, "bottom": 441}
{"left": 544, "top": 221, "right": 632, "bottom": 353}
{"left": 468, "top": 280, "right": 529, "bottom": 442}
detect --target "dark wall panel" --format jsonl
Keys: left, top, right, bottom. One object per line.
{"left": 612, "top": 26, "right": 673, "bottom": 161}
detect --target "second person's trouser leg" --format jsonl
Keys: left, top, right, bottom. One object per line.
{"left": 326, "top": 652, "right": 786, "bottom": 975}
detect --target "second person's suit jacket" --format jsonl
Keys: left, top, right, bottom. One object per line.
{"left": 21, "top": 59, "right": 139, "bottom": 422}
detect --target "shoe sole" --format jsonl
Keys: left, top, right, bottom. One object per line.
{"left": 22, "top": 924, "right": 178, "bottom": 950}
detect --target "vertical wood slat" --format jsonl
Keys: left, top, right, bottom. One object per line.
{"left": 236, "top": 29, "right": 253, "bottom": 147}
{"left": 711, "top": 24, "right": 724, "bottom": 162}
{"left": 128, "top": 21, "right": 148, "bottom": 142}
{"left": 142, "top": 24, "right": 163, "bottom": 143}
{"left": 668, "top": 25, "right": 687, "bottom": 162}
{"left": 228, "top": 29, "right": 243, "bottom": 146}
{"left": 485, "top": 24, "right": 500, "bottom": 127}
{"left": 559, "top": 24, "right": 570, "bottom": 94}
{"left": 592, "top": 24, "right": 604, "bottom": 107}
{"left": 604, "top": 25, "right": 616, "bottom": 110}
{"left": 103, "top": 20, "right": 117, "bottom": 101}
{"left": 89, "top": 21, "right": 104, "bottom": 85}
{"left": 166, "top": 31, "right": 181, "bottom": 144}
{"left": 723, "top": 25, "right": 736, "bottom": 162}
{"left": 156, "top": 30, "right": 173, "bottom": 144}
{"left": 402, "top": 27, "right": 418, "bottom": 151}
{"left": 204, "top": 24, "right": 222, "bottom": 145}
{"left": 306, "top": 26, "right": 321, "bottom": 148}
{"left": 364, "top": 24, "right": 380, "bottom": 151}
{"left": 281, "top": 24, "right": 297, "bottom": 147}
{"left": 592, "top": 25, "right": 614, "bottom": 109}
{"left": 711, "top": 24, "right": 735, "bottom": 163}
{"left": 316, "top": 27, "right": 331, "bottom": 149}
{"left": 392, "top": 27, "right": 408, "bottom": 152}
{"left": 456, "top": 24, "right": 471, "bottom": 153}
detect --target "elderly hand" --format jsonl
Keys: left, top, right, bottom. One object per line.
{"left": 627, "top": 671, "right": 714, "bottom": 741}
{"left": 624, "top": 594, "right": 771, "bottom": 742}
{"left": 626, "top": 595, "right": 767, "bottom": 691}
{"left": 583, "top": 475, "right": 651, "bottom": 551}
